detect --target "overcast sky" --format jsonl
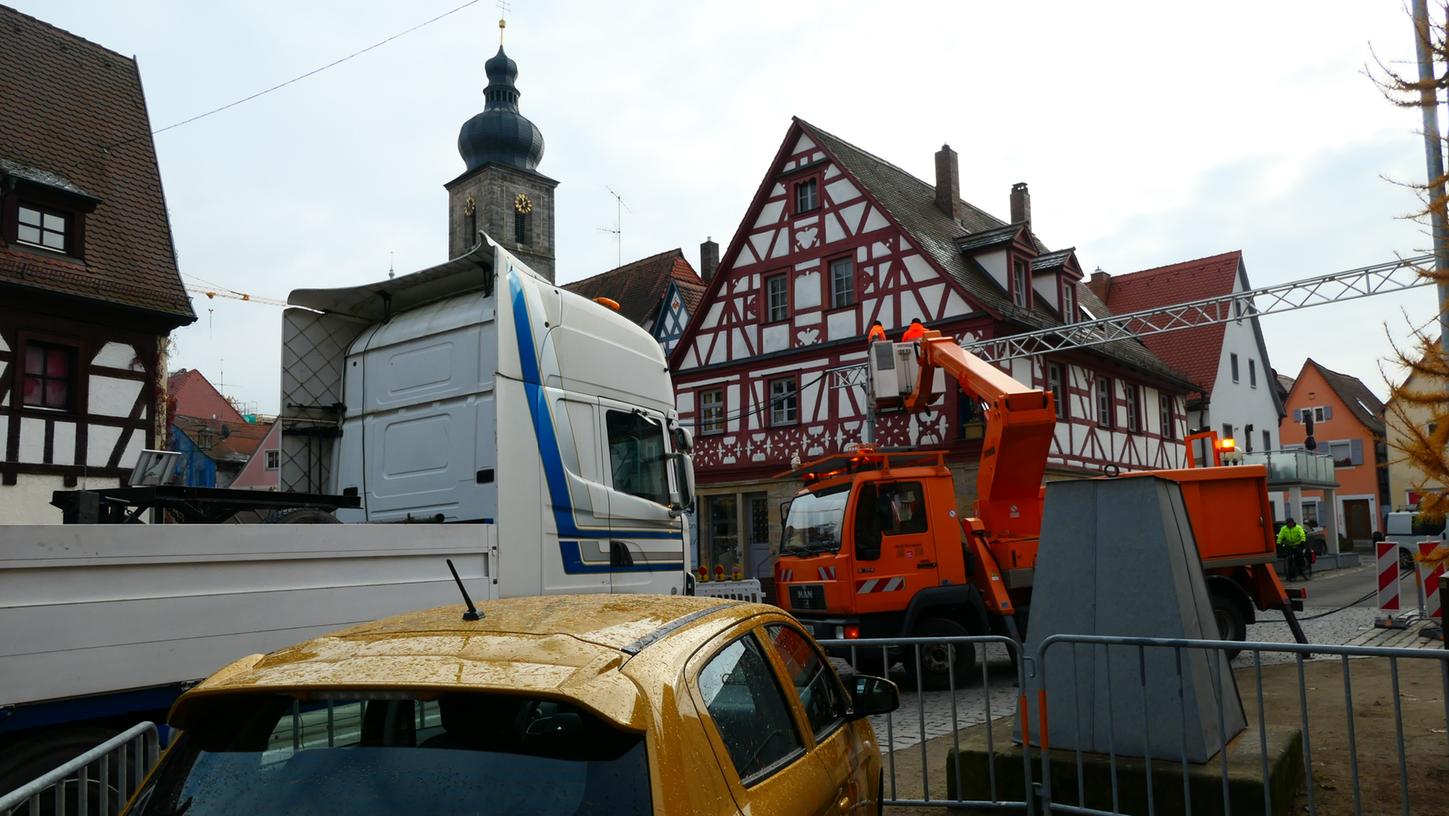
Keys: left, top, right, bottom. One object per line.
{"left": 18, "top": 1, "right": 1443, "bottom": 413}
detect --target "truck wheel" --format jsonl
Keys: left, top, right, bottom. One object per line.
{"left": 1210, "top": 593, "right": 1246, "bottom": 661}
{"left": 0, "top": 727, "right": 127, "bottom": 816}
{"left": 902, "top": 617, "right": 976, "bottom": 691}
{"left": 262, "top": 508, "right": 341, "bottom": 524}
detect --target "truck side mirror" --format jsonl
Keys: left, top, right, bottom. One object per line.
{"left": 672, "top": 452, "right": 695, "bottom": 513}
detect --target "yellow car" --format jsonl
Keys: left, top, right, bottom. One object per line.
{"left": 124, "top": 594, "right": 899, "bottom": 815}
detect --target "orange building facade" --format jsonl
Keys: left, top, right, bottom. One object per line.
{"left": 1278, "top": 360, "right": 1388, "bottom": 543}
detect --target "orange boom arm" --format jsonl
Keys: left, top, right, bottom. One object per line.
{"left": 901, "top": 332, "right": 1056, "bottom": 542}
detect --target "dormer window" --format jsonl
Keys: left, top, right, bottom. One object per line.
{"left": 1011, "top": 259, "right": 1029, "bottom": 308}
{"left": 1061, "top": 280, "right": 1076, "bottom": 322}
{"left": 2, "top": 169, "right": 97, "bottom": 259}
{"left": 17, "top": 205, "right": 67, "bottom": 251}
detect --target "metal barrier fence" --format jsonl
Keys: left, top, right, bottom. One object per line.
{"left": 820, "top": 634, "right": 1449, "bottom": 815}
{"left": 823, "top": 634, "right": 1035, "bottom": 812}
{"left": 693, "top": 577, "right": 764, "bottom": 603}
{"left": 0, "top": 722, "right": 160, "bottom": 816}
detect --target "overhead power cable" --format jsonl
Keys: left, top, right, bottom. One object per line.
{"left": 106, "top": 0, "right": 483, "bottom": 149}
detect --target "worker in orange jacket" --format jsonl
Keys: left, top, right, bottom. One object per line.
{"left": 866, "top": 320, "right": 887, "bottom": 343}
{"left": 901, "top": 318, "right": 927, "bottom": 342}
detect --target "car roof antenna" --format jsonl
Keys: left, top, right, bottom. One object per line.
{"left": 446, "top": 559, "right": 483, "bottom": 621}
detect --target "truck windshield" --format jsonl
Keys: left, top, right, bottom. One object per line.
{"left": 130, "top": 693, "right": 650, "bottom": 816}
{"left": 781, "top": 485, "right": 851, "bottom": 555}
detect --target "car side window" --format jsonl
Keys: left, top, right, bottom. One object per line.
{"left": 764, "top": 624, "right": 848, "bottom": 739}
{"left": 697, "top": 633, "right": 804, "bottom": 783}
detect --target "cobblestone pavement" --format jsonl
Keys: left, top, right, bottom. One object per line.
{"left": 868, "top": 603, "right": 1397, "bottom": 752}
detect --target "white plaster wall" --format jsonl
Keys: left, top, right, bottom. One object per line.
{"left": 18, "top": 418, "right": 44, "bottom": 460}
{"left": 761, "top": 324, "right": 788, "bottom": 353}
{"left": 93, "top": 342, "right": 141, "bottom": 370}
{"left": 88, "top": 425, "right": 122, "bottom": 467}
{"left": 89, "top": 375, "right": 144, "bottom": 417}
{"left": 978, "top": 250, "right": 1008, "bottom": 291}
{"left": 1205, "top": 304, "right": 1282, "bottom": 452}
{"left": 1031, "top": 274, "right": 1060, "bottom": 311}
{"left": 52, "top": 420, "right": 76, "bottom": 464}
{"left": 0, "top": 475, "right": 123, "bottom": 523}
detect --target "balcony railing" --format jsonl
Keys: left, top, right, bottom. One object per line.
{"left": 1242, "top": 449, "right": 1338, "bottom": 487}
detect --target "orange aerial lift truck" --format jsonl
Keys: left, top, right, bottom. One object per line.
{"left": 774, "top": 332, "right": 1306, "bottom": 685}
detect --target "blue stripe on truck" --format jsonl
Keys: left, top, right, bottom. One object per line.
{"left": 507, "top": 270, "right": 683, "bottom": 544}
{"left": 558, "top": 541, "right": 685, "bottom": 574}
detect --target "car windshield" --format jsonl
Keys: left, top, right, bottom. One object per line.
{"left": 129, "top": 693, "right": 650, "bottom": 816}
{"left": 781, "top": 485, "right": 850, "bottom": 555}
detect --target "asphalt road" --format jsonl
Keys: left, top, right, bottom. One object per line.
{"left": 1280, "top": 560, "right": 1424, "bottom": 609}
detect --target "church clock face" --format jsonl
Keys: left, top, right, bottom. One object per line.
{"left": 514, "top": 193, "right": 533, "bottom": 214}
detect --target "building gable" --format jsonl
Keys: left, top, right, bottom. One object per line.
{"left": 670, "top": 120, "right": 980, "bottom": 372}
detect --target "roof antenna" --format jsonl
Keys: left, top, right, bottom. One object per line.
{"left": 446, "top": 558, "right": 483, "bottom": 621}
{"left": 597, "top": 185, "right": 630, "bottom": 267}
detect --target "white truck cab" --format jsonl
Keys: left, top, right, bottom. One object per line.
{"left": 284, "top": 235, "right": 694, "bottom": 596}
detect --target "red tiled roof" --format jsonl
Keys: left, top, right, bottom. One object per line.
{"left": 564, "top": 249, "right": 705, "bottom": 327}
{"left": 0, "top": 5, "right": 194, "bottom": 323}
{"left": 1095, "top": 251, "right": 1243, "bottom": 392}
{"left": 168, "top": 369, "right": 244, "bottom": 423}
{"left": 172, "top": 416, "right": 272, "bottom": 463}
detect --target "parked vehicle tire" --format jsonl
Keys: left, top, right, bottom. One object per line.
{"left": 263, "top": 508, "right": 341, "bottom": 524}
{"left": 901, "top": 616, "right": 976, "bottom": 691}
{"left": 1210, "top": 592, "right": 1246, "bottom": 661}
{"left": 0, "top": 727, "right": 128, "bottom": 816}
{"left": 1400, "top": 546, "right": 1416, "bottom": 573}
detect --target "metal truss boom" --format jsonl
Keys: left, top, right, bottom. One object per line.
{"left": 828, "top": 253, "right": 1433, "bottom": 389}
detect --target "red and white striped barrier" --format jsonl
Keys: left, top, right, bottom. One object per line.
{"left": 1377, "top": 540, "right": 1401, "bottom": 614}
{"left": 1419, "top": 541, "right": 1445, "bottom": 621}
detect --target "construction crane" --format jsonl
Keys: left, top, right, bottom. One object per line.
{"left": 186, "top": 287, "right": 289, "bottom": 307}
{"left": 828, "top": 253, "right": 1435, "bottom": 387}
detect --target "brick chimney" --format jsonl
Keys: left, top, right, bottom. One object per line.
{"left": 699, "top": 237, "right": 720, "bottom": 284}
{"left": 1088, "top": 266, "right": 1111, "bottom": 301}
{"left": 1010, "top": 182, "right": 1031, "bottom": 226}
{"left": 934, "top": 145, "right": 962, "bottom": 221}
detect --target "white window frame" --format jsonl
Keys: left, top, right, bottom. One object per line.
{"left": 828, "top": 258, "right": 854, "bottom": 309}
{"left": 769, "top": 377, "right": 798, "bottom": 427}
{"left": 700, "top": 388, "right": 725, "bottom": 435}
{"left": 1047, "top": 363, "right": 1066, "bottom": 419}
{"left": 765, "top": 274, "right": 789, "bottom": 323}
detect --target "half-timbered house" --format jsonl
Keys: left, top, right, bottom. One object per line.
{"left": 669, "top": 118, "right": 1195, "bottom": 579}
{"left": 0, "top": 7, "right": 195, "bottom": 522}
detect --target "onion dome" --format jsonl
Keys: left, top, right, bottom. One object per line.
{"left": 457, "top": 46, "right": 545, "bottom": 172}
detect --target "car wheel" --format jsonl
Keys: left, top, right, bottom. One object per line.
{"left": 1400, "top": 547, "right": 1416, "bottom": 573}
{"left": 902, "top": 617, "right": 976, "bottom": 691}
{"left": 1210, "top": 592, "right": 1246, "bottom": 661}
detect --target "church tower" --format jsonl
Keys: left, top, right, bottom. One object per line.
{"left": 446, "top": 20, "right": 557, "bottom": 281}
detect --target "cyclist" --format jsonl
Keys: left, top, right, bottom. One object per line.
{"left": 1277, "top": 517, "right": 1309, "bottom": 581}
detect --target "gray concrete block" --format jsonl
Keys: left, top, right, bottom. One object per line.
{"left": 1018, "top": 476, "right": 1247, "bottom": 762}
